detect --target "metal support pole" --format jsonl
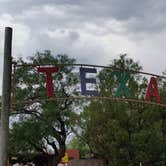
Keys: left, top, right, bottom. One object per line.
{"left": 0, "top": 27, "right": 12, "bottom": 166}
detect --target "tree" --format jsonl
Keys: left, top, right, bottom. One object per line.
{"left": 76, "top": 55, "right": 166, "bottom": 165}
{"left": 10, "top": 50, "right": 78, "bottom": 166}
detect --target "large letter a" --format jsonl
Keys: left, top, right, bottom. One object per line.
{"left": 145, "top": 77, "right": 160, "bottom": 103}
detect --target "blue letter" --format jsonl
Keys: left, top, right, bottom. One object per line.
{"left": 80, "top": 67, "right": 99, "bottom": 96}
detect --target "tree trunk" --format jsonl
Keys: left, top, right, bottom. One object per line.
{"left": 48, "top": 144, "right": 66, "bottom": 166}
{"left": 48, "top": 156, "right": 62, "bottom": 166}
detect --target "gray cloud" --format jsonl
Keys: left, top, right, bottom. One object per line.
{"left": 1, "top": 0, "right": 166, "bottom": 33}
{"left": 0, "top": 0, "right": 166, "bottom": 77}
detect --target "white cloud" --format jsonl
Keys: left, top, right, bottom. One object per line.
{"left": 0, "top": 0, "right": 166, "bottom": 84}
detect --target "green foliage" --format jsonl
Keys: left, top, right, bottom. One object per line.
{"left": 10, "top": 53, "right": 166, "bottom": 165}
{"left": 76, "top": 55, "right": 166, "bottom": 165}
{"left": 98, "top": 54, "right": 146, "bottom": 99}
{"left": 10, "top": 51, "right": 78, "bottom": 162}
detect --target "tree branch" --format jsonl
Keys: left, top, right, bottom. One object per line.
{"left": 10, "top": 108, "right": 41, "bottom": 118}
{"left": 45, "top": 137, "right": 58, "bottom": 155}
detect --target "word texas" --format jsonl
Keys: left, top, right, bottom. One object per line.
{"left": 37, "top": 67, "right": 160, "bottom": 103}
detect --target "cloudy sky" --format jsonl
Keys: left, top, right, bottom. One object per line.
{"left": 0, "top": 0, "right": 166, "bottom": 79}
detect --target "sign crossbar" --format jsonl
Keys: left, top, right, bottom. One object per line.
{"left": 13, "top": 63, "right": 166, "bottom": 80}
{"left": 11, "top": 96, "right": 166, "bottom": 108}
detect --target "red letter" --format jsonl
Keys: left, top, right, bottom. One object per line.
{"left": 37, "top": 67, "right": 59, "bottom": 97}
{"left": 145, "top": 77, "right": 160, "bottom": 103}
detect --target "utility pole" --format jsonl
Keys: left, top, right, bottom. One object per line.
{"left": 0, "top": 27, "right": 12, "bottom": 166}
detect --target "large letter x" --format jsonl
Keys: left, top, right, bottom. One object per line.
{"left": 114, "top": 71, "right": 130, "bottom": 97}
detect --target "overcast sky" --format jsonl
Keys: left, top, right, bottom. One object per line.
{"left": 0, "top": 0, "right": 166, "bottom": 80}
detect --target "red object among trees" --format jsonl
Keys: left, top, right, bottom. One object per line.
{"left": 66, "top": 149, "right": 80, "bottom": 160}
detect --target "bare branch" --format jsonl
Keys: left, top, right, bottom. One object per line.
{"left": 10, "top": 108, "right": 41, "bottom": 118}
